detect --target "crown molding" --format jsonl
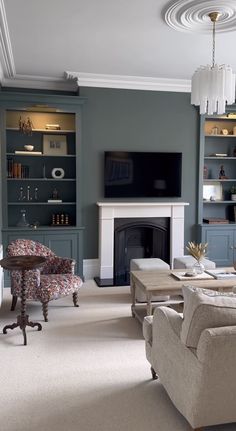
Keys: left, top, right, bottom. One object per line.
{"left": 1, "top": 73, "right": 78, "bottom": 91}
{"left": 0, "top": 0, "right": 15, "bottom": 77}
{"left": 65, "top": 71, "right": 191, "bottom": 93}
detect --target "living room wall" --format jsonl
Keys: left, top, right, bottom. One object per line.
{"left": 80, "top": 87, "right": 199, "bottom": 259}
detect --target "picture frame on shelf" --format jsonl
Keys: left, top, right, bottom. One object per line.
{"left": 203, "top": 182, "right": 223, "bottom": 201}
{"left": 43, "top": 135, "right": 67, "bottom": 156}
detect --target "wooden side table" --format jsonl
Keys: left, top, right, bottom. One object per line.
{"left": 0, "top": 255, "right": 46, "bottom": 345}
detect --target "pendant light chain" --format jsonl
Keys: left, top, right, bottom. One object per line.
{"left": 212, "top": 18, "right": 216, "bottom": 68}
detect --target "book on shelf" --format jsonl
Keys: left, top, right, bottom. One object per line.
{"left": 15, "top": 150, "right": 42, "bottom": 155}
{"left": 210, "top": 153, "right": 228, "bottom": 157}
{"left": 205, "top": 269, "right": 236, "bottom": 279}
{"left": 203, "top": 218, "right": 229, "bottom": 224}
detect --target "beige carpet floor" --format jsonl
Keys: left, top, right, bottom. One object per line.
{"left": 0, "top": 281, "right": 235, "bottom": 431}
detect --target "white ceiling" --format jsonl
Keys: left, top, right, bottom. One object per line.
{"left": 1, "top": 0, "right": 236, "bottom": 92}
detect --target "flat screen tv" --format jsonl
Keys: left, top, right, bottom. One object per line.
{"left": 104, "top": 151, "right": 182, "bottom": 198}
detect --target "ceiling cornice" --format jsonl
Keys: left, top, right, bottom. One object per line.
{"left": 0, "top": 0, "right": 15, "bottom": 76}
{"left": 1, "top": 73, "right": 78, "bottom": 91}
{"left": 65, "top": 72, "right": 191, "bottom": 93}
{"left": 0, "top": 0, "right": 190, "bottom": 93}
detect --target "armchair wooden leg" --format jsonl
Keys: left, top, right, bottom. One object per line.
{"left": 11, "top": 295, "right": 18, "bottom": 311}
{"left": 151, "top": 367, "right": 158, "bottom": 380}
{"left": 42, "top": 301, "right": 49, "bottom": 322}
{"left": 73, "top": 292, "right": 79, "bottom": 307}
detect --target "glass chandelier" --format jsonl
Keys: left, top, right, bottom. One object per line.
{"left": 191, "top": 12, "right": 236, "bottom": 115}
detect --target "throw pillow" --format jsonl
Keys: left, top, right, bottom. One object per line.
{"left": 181, "top": 285, "right": 236, "bottom": 348}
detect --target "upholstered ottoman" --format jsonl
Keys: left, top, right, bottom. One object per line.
{"left": 173, "top": 255, "right": 216, "bottom": 270}
{"left": 130, "top": 258, "right": 170, "bottom": 302}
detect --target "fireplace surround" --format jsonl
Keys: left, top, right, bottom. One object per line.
{"left": 96, "top": 202, "right": 189, "bottom": 286}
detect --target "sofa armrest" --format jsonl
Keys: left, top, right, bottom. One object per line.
{"left": 153, "top": 306, "right": 183, "bottom": 338}
{"left": 197, "top": 325, "right": 236, "bottom": 365}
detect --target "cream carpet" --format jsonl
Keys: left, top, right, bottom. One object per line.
{"left": 0, "top": 281, "right": 235, "bottom": 431}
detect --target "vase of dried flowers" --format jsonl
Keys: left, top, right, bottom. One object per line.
{"left": 186, "top": 242, "right": 208, "bottom": 274}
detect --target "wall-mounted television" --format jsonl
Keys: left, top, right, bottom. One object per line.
{"left": 104, "top": 151, "right": 182, "bottom": 198}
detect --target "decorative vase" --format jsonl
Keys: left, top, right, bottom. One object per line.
{"left": 16, "top": 209, "right": 29, "bottom": 227}
{"left": 193, "top": 260, "right": 205, "bottom": 275}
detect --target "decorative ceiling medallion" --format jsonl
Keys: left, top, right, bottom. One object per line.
{"left": 164, "top": 0, "right": 236, "bottom": 33}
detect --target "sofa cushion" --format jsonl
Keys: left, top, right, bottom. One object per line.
{"left": 181, "top": 285, "right": 236, "bottom": 348}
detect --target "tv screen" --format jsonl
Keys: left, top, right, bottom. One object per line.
{"left": 104, "top": 151, "right": 182, "bottom": 198}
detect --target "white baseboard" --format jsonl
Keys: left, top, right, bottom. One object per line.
{"left": 83, "top": 259, "right": 99, "bottom": 281}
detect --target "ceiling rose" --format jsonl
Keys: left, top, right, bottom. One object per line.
{"left": 164, "top": 0, "right": 236, "bottom": 33}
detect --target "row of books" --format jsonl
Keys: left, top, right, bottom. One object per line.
{"left": 7, "top": 158, "right": 29, "bottom": 178}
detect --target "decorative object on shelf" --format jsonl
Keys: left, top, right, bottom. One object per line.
{"left": 45, "top": 124, "right": 61, "bottom": 130}
{"left": 231, "top": 186, "right": 236, "bottom": 201}
{"left": 15, "top": 150, "right": 42, "bottom": 155}
{"left": 203, "top": 217, "right": 229, "bottom": 224}
{"left": 43, "top": 134, "right": 67, "bottom": 155}
{"left": 42, "top": 164, "right": 46, "bottom": 178}
{"left": 27, "top": 185, "right": 32, "bottom": 201}
{"left": 219, "top": 165, "right": 229, "bottom": 179}
{"left": 186, "top": 241, "right": 208, "bottom": 274}
{"left": 233, "top": 127, "right": 236, "bottom": 136}
{"left": 203, "top": 182, "right": 222, "bottom": 201}
{"left": 203, "top": 165, "right": 208, "bottom": 179}
{"left": 211, "top": 126, "right": 219, "bottom": 135}
{"left": 47, "top": 188, "right": 62, "bottom": 203}
{"left": 191, "top": 12, "right": 235, "bottom": 115}
{"left": 51, "top": 213, "right": 70, "bottom": 226}
{"left": 221, "top": 128, "right": 229, "bottom": 135}
{"left": 16, "top": 209, "right": 30, "bottom": 227}
{"left": 24, "top": 145, "right": 34, "bottom": 151}
{"left": 30, "top": 221, "right": 40, "bottom": 229}
{"left": 18, "top": 187, "right": 25, "bottom": 201}
{"left": 34, "top": 187, "right": 39, "bottom": 201}
{"left": 19, "top": 116, "right": 34, "bottom": 135}
{"left": 51, "top": 167, "right": 65, "bottom": 179}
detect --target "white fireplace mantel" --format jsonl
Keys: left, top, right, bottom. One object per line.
{"left": 97, "top": 201, "right": 189, "bottom": 281}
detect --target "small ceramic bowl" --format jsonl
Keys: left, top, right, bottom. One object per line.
{"left": 24, "top": 145, "right": 34, "bottom": 151}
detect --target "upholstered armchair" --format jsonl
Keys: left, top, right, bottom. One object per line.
{"left": 7, "top": 239, "right": 83, "bottom": 322}
{"left": 143, "top": 285, "right": 236, "bottom": 430}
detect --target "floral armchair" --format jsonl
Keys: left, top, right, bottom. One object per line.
{"left": 7, "top": 239, "right": 83, "bottom": 322}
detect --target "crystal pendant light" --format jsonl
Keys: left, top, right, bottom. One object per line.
{"left": 191, "top": 12, "right": 236, "bottom": 115}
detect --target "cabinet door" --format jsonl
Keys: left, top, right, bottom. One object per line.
{"left": 45, "top": 234, "right": 77, "bottom": 259}
{"left": 203, "top": 228, "right": 234, "bottom": 266}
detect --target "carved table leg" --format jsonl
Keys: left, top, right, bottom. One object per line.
{"left": 3, "top": 269, "right": 42, "bottom": 345}
{"left": 73, "top": 291, "right": 79, "bottom": 307}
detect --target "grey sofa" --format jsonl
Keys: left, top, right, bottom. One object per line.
{"left": 143, "top": 286, "right": 236, "bottom": 430}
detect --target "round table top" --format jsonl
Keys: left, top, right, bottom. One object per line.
{"left": 0, "top": 255, "right": 46, "bottom": 271}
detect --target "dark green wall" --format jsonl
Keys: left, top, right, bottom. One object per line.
{"left": 80, "top": 87, "right": 199, "bottom": 259}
